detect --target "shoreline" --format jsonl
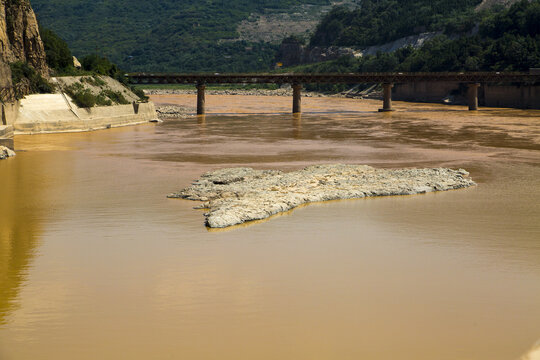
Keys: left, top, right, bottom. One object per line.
{"left": 144, "top": 88, "right": 339, "bottom": 98}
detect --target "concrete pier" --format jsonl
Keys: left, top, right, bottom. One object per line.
{"left": 197, "top": 83, "right": 206, "bottom": 115}
{"left": 379, "top": 83, "right": 394, "bottom": 112}
{"left": 468, "top": 83, "right": 480, "bottom": 111}
{"left": 292, "top": 84, "right": 302, "bottom": 114}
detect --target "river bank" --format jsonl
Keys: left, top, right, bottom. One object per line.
{"left": 144, "top": 88, "right": 330, "bottom": 97}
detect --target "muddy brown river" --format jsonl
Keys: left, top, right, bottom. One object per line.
{"left": 1, "top": 95, "right": 539, "bottom": 359}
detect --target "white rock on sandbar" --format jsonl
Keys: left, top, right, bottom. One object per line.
{"left": 0, "top": 146, "right": 16, "bottom": 160}
{"left": 168, "top": 164, "right": 476, "bottom": 228}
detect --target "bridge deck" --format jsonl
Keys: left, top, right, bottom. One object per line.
{"left": 127, "top": 72, "right": 539, "bottom": 114}
{"left": 127, "top": 72, "right": 540, "bottom": 85}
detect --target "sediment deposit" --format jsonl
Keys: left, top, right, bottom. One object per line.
{"left": 0, "top": 146, "right": 15, "bottom": 159}
{"left": 156, "top": 105, "right": 193, "bottom": 118}
{"left": 169, "top": 164, "right": 475, "bottom": 228}
{"left": 145, "top": 88, "right": 327, "bottom": 97}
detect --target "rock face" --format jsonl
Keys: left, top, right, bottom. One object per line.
{"left": 476, "top": 0, "right": 520, "bottom": 11}
{"left": 0, "top": 0, "right": 48, "bottom": 77}
{"left": 276, "top": 38, "right": 355, "bottom": 67}
{"left": 359, "top": 32, "right": 441, "bottom": 57}
{"left": 0, "top": 61, "right": 12, "bottom": 89}
{"left": 0, "top": 145, "right": 15, "bottom": 159}
{"left": 169, "top": 164, "right": 476, "bottom": 228}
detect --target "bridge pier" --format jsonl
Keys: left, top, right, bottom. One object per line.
{"left": 379, "top": 83, "right": 394, "bottom": 112}
{"left": 467, "top": 83, "right": 480, "bottom": 111}
{"left": 197, "top": 82, "right": 206, "bottom": 115}
{"left": 292, "top": 83, "right": 302, "bottom": 114}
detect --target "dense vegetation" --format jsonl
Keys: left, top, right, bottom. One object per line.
{"left": 310, "top": 0, "right": 483, "bottom": 47}
{"left": 62, "top": 80, "right": 131, "bottom": 108}
{"left": 39, "top": 26, "right": 73, "bottom": 72}
{"left": 10, "top": 24, "right": 148, "bottom": 104}
{"left": 9, "top": 61, "right": 54, "bottom": 95}
{"left": 291, "top": 0, "right": 540, "bottom": 91}
{"left": 31, "top": 0, "right": 329, "bottom": 72}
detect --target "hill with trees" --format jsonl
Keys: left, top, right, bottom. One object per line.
{"left": 287, "top": 0, "right": 540, "bottom": 91}
{"left": 30, "top": 0, "right": 538, "bottom": 76}
{"left": 310, "top": 0, "right": 483, "bottom": 47}
{"left": 30, "top": 0, "right": 330, "bottom": 73}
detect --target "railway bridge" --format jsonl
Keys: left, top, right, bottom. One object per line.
{"left": 127, "top": 72, "right": 540, "bottom": 114}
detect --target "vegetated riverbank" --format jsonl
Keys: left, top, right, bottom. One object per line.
{"left": 169, "top": 165, "right": 475, "bottom": 228}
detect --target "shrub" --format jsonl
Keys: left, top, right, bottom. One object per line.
{"left": 39, "top": 26, "right": 73, "bottom": 72}
{"left": 81, "top": 75, "right": 107, "bottom": 87}
{"left": 80, "top": 55, "right": 127, "bottom": 84}
{"left": 69, "top": 89, "right": 96, "bottom": 108}
{"left": 9, "top": 61, "right": 54, "bottom": 95}
{"left": 101, "top": 89, "right": 130, "bottom": 104}
{"left": 130, "top": 86, "right": 148, "bottom": 102}
{"left": 95, "top": 93, "right": 112, "bottom": 106}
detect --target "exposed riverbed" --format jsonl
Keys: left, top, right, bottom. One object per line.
{"left": 172, "top": 165, "right": 475, "bottom": 228}
{"left": 0, "top": 95, "right": 539, "bottom": 360}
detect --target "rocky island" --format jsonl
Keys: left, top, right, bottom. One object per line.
{"left": 0, "top": 145, "right": 15, "bottom": 160}
{"left": 169, "top": 164, "right": 476, "bottom": 228}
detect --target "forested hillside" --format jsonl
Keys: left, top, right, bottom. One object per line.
{"left": 31, "top": 0, "right": 329, "bottom": 72}
{"left": 310, "top": 0, "right": 483, "bottom": 47}
{"left": 292, "top": 0, "right": 540, "bottom": 91}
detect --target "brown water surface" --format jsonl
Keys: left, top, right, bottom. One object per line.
{"left": 0, "top": 96, "right": 539, "bottom": 360}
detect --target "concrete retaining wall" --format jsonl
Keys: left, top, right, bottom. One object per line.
{"left": 393, "top": 82, "right": 462, "bottom": 103}
{"left": 0, "top": 125, "right": 13, "bottom": 138}
{"left": 483, "top": 84, "right": 540, "bottom": 109}
{"left": 14, "top": 94, "right": 158, "bottom": 134}
{"left": 393, "top": 82, "right": 539, "bottom": 109}
{"left": 0, "top": 101, "right": 17, "bottom": 145}
{"left": 1, "top": 101, "right": 19, "bottom": 126}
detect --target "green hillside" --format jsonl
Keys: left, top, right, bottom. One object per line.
{"left": 310, "top": 0, "right": 483, "bottom": 47}
{"left": 289, "top": 0, "right": 540, "bottom": 92}
{"left": 31, "top": 0, "right": 329, "bottom": 72}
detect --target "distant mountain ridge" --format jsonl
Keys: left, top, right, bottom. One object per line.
{"left": 30, "top": 0, "right": 332, "bottom": 73}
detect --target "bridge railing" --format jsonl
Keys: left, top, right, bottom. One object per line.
{"left": 127, "top": 72, "right": 540, "bottom": 85}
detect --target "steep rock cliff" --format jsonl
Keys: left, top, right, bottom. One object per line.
{"left": 0, "top": 61, "right": 11, "bottom": 88}
{"left": 0, "top": 0, "right": 48, "bottom": 80}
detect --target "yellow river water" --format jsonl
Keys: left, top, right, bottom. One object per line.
{"left": 0, "top": 95, "right": 539, "bottom": 360}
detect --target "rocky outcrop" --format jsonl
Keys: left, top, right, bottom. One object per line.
{"left": 155, "top": 105, "right": 193, "bottom": 118}
{"left": 521, "top": 339, "right": 540, "bottom": 360}
{"left": 276, "top": 38, "right": 355, "bottom": 67}
{"left": 0, "top": 0, "right": 48, "bottom": 77}
{"left": 169, "top": 164, "right": 475, "bottom": 228}
{"left": 0, "top": 61, "right": 11, "bottom": 88}
{"left": 476, "top": 0, "right": 521, "bottom": 11}
{"left": 359, "top": 32, "right": 441, "bottom": 57}
{"left": 0, "top": 145, "right": 15, "bottom": 159}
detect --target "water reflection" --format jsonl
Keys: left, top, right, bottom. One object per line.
{"left": 292, "top": 113, "right": 302, "bottom": 139}
{"left": 0, "top": 153, "right": 44, "bottom": 325}
{"left": 197, "top": 114, "right": 206, "bottom": 135}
